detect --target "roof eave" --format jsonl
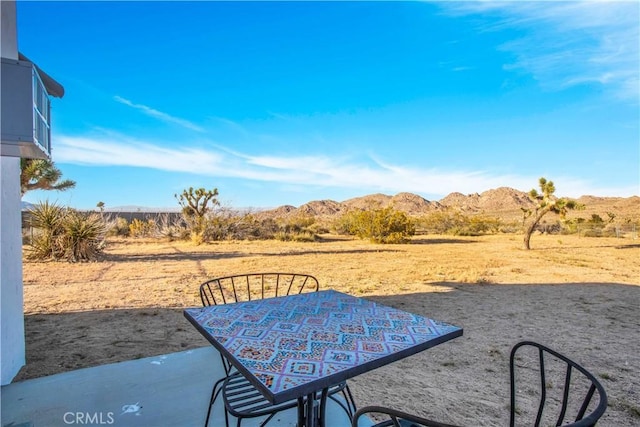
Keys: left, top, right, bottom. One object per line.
{"left": 18, "top": 52, "right": 64, "bottom": 98}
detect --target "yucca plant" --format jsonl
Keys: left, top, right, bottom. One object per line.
{"left": 26, "top": 201, "right": 66, "bottom": 260}
{"left": 26, "top": 201, "right": 106, "bottom": 262}
{"left": 59, "top": 210, "right": 106, "bottom": 262}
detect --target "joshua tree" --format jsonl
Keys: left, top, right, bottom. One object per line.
{"left": 523, "top": 177, "right": 582, "bottom": 250}
{"left": 175, "top": 187, "right": 219, "bottom": 219}
{"left": 175, "top": 187, "right": 219, "bottom": 243}
{"left": 20, "top": 158, "right": 75, "bottom": 196}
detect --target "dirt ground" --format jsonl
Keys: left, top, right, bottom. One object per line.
{"left": 18, "top": 234, "right": 640, "bottom": 426}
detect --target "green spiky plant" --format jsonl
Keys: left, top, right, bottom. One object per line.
{"left": 59, "top": 210, "right": 106, "bottom": 262}
{"left": 25, "top": 201, "right": 66, "bottom": 260}
{"left": 20, "top": 158, "right": 75, "bottom": 196}
{"left": 26, "top": 201, "right": 106, "bottom": 262}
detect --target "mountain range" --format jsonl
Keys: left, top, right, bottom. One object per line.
{"left": 22, "top": 187, "right": 639, "bottom": 223}
{"left": 256, "top": 187, "right": 640, "bottom": 223}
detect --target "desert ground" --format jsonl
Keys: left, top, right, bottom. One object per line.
{"left": 18, "top": 233, "right": 640, "bottom": 426}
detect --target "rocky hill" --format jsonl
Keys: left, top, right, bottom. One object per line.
{"left": 256, "top": 187, "right": 639, "bottom": 225}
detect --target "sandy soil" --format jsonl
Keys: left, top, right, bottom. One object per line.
{"left": 18, "top": 234, "right": 640, "bottom": 426}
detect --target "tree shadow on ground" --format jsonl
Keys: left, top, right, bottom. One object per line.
{"left": 100, "top": 251, "right": 249, "bottom": 263}
{"left": 411, "top": 237, "right": 477, "bottom": 245}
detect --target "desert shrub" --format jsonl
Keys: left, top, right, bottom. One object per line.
{"left": 26, "top": 201, "right": 106, "bottom": 262}
{"left": 291, "top": 230, "right": 317, "bottom": 242}
{"left": 419, "top": 211, "right": 503, "bottom": 236}
{"left": 58, "top": 210, "right": 106, "bottom": 262}
{"left": 273, "top": 215, "right": 319, "bottom": 242}
{"left": 253, "top": 218, "right": 279, "bottom": 239}
{"left": 307, "top": 222, "right": 330, "bottom": 234}
{"left": 157, "top": 214, "right": 188, "bottom": 241}
{"left": 129, "top": 218, "right": 156, "bottom": 238}
{"left": 564, "top": 215, "right": 614, "bottom": 237}
{"left": 190, "top": 230, "right": 205, "bottom": 245}
{"left": 273, "top": 231, "right": 288, "bottom": 241}
{"left": 200, "top": 210, "right": 266, "bottom": 241}
{"left": 202, "top": 215, "right": 229, "bottom": 241}
{"left": 582, "top": 228, "right": 603, "bottom": 237}
{"left": 26, "top": 201, "right": 66, "bottom": 259}
{"left": 563, "top": 217, "right": 585, "bottom": 235}
{"left": 106, "top": 216, "right": 130, "bottom": 237}
{"left": 454, "top": 215, "right": 502, "bottom": 236}
{"left": 273, "top": 230, "right": 317, "bottom": 242}
{"left": 338, "top": 206, "right": 415, "bottom": 243}
{"left": 499, "top": 222, "right": 521, "bottom": 234}
{"left": 333, "top": 214, "right": 353, "bottom": 235}
{"left": 418, "top": 211, "right": 468, "bottom": 234}
{"left": 281, "top": 215, "right": 315, "bottom": 232}
{"left": 175, "top": 207, "right": 283, "bottom": 243}
{"left": 238, "top": 215, "right": 280, "bottom": 240}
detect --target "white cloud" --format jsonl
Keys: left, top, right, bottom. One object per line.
{"left": 113, "top": 96, "right": 205, "bottom": 132}
{"left": 55, "top": 135, "right": 222, "bottom": 172}
{"left": 54, "top": 132, "right": 636, "bottom": 199}
{"left": 441, "top": 1, "right": 639, "bottom": 101}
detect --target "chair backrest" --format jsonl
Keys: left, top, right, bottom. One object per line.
{"left": 200, "top": 273, "right": 319, "bottom": 306}
{"left": 509, "top": 341, "right": 607, "bottom": 427}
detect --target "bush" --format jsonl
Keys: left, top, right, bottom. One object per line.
{"left": 418, "top": 211, "right": 502, "bottom": 236}
{"left": 26, "top": 201, "right": 106, "bottom": 262}
{"left": 274, "top": 215, "right": 319, "bottom": 242}
{"left": 129, "top": 218, "right": 156, "bottom": 238}
{"left": 58, "top": 210, "right": 106, "bottom": 262}
{"left": 418, "top": 210, "right": 467, "bottom": 234}
{"left": 107, "top": 216, "right": 130, "bottom": 237}
{"left": 25, "top": 201, "right": 65, "bottom": 259}
{"left": 157, "top": 214, "right": 188, "bottom": 241}
{"left": 337, "top": 206, "right": 415, "bottom": 244}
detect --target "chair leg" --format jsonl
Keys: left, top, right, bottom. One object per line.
{"left": 318, "top": 388, "right": 329, "bottom": 427}
{"left": 205, "top": 376, "right": 226, "bottom": 427}
{"left": 224, "top": 404, "right": 231, "bottom": 427}
{"left": 343, "top": 383, "right": 357, "bottom": 417}
{"left": 258, "top": 412, "right": 277, "bottom": 427}
{"left": 326, "top": 384, "right": 357, "bottom": 421}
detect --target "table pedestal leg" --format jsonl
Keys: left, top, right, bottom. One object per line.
{"left": 318, "top": 388, "right": 329, "bottom": 427}
{"left": 305, "top": 392, "right": 315, "bottom": 427}
{"left": 297, "top": 397, "right": 305, "bottom": 427}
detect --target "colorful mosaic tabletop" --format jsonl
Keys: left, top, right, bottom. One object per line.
{"left": 184, "top": 290, "right": 462, "bottom": 403}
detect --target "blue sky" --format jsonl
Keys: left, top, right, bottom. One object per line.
{"left": 17, "top": 1, "right": 639, "bottom": 210}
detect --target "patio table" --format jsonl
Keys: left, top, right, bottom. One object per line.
{"left": 184, "top": 289, "right": 462, "bottom": 427}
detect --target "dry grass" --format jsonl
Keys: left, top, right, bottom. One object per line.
{"left": 19, "top": 233, "right": 640, "bottom": 426}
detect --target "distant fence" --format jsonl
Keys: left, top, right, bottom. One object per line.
{"left": 575, "top": 223, "right": 638, "bottom": 239}
{"left": 21, "top": 210, "right": 183, "bottom": 229}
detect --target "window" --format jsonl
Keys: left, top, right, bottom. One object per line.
{"left": 32, "top": 68, "right": 51, "bottom": 155}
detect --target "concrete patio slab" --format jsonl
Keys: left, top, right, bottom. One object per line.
{"left": 1, "top": 347, "right": 359, "bottom": 427}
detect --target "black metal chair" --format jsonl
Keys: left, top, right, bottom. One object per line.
{"left": 352, "top": 340, "right": 607, "bottom": 427}
{"left": 200, "top": 273, "right": 356, "bottom": 427}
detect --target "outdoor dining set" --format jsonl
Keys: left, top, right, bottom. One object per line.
{"left": 183, "top": 273, "right": 608, "bottom": 427}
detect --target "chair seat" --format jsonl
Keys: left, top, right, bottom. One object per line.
{"left": 222, "top": 372, "right": 355, "bottom": 421}
{"left": 223, "top": 372, "right": 299, "bottom": 418}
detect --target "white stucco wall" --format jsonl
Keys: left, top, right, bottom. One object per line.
{"left": 1, "top": 0, "right": 26, "bottom": 385}
{"left": 1, "top": 1, "right": 18, "bottom": 59}
{"left": 0, "top": 158, "right": 25, "bottom": 385}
